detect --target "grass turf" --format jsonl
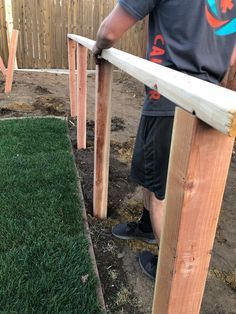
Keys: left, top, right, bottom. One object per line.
{"left": 0, "top": 118, "right": 102, "bottom": 313}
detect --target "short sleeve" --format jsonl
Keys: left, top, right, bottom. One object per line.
{"left": 118, "top": 0, "right": 159, "bottom": 20}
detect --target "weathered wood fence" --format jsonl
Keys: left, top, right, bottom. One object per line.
{"left": 0, "top": 0, "right": 147, "bottom": 69}
{"left": 0, "top": 0, "right": 8, "bottom": 65}
{"left": 68, "top": 34, "right": 236, "bottom": 314}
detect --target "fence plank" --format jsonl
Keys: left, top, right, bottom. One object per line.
{"left": 32, "top": 0, "right": 39, "bottom": 68}
{"left": 68, "top": 38, "right": 77, "bottom": 117}
{"left": 152, "top": 107, "right": 234, "bottom": 313}
{"left": 93, "top": 60, "right": 113, "bottom": 218}
{"left": 5, "top": 29, "right": 19, "bottom": 93}
{"left": 0, "top": 0, "right": 8, "bottom": 65}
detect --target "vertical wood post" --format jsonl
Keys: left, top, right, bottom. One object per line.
{"left": 77, "top": 43, "right": 88, "bottom": 149}
{"left": 5, "top": 29, "right": 18, "bottom": 93}
{"left": 93, "top": 60, "right": 113, "bottom": 219}
{"left": 68, "top": 38, "right": 77, "bottom": 117}
{"left": 4, "top": 0, "right": 17, "bottom": 69}
{"left": 152, "top": 108, "right": 234, "bottom": 314}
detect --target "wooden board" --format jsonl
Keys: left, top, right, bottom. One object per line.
{"left": 68, "top": 38, "right": 77, "bottom": 117}
{"left": 152, "top": 108, "right": 235, "bottom": 313}
{"left": 77, "top": 44, "right": 88, "bottom": 149}
{"left": 68, "top": 34, "right": 236, "bottom": 137}
{"left": 5, "top": 29, "right": 19, "bottom": 93}
{"left": 93, "top": 60, "right": 113, "bottom": 218}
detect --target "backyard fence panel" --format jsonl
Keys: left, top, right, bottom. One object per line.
{"left": 9, "top": 0, "right": 146, "bottom": 69}
{"left": 0, "top": 0, "right": 8, "bottom": 66}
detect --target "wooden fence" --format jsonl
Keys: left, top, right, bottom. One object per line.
{"left": 0, "top": 0, "right": 147, "bottom": 69}
{"left": 68, "top": 34, "right": 236, "bottom": 314}
{"left": 0, "top": 0, "right": 8, "bottom": 65}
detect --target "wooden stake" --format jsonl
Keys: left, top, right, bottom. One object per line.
{"left": 93, "top": 60, "right": 113, "bottom": 219}
{"left": 77, "top": 43, "right": 88, "bottom": 149}
{"left": 5, "top": 29, "right": 19, "bottom": 93}
{"left": 4, "top": 0, "right": 18, "bottom": 69}
{"left": 152, "top": 108, "right": 234, "bottom": 314}
{"left": 68, "top": 38, "right": 77, "bottom": 117}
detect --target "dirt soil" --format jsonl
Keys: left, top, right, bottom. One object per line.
{"left": 0, "top": 72, "right": 235, "bottom": 314}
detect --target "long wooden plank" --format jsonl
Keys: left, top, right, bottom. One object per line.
{"left": 77, "top": 44, "right": 88, "bottom": 149}
{"left": 68, "top": 38, "right": 77, "bottom": 117}
{"left": 93, "top": 60, "right": 113, "bottom": 218}
{"left": 4, "top": 0, "right": 17, "bottom": 69}
{"left": 25, "top": 0, "right": 33, "bottom": 69}
{"left": 22, "top": 0, "right": 28, "bottom": 68}
{"left": 31, "top": 0, "right": 39, "bottom": 68}
{"left": 68, "top": 34, "right": 236, "bottom": 137}
{"left": 44, "top": 1, "right": 51, "bottom": 68}
{"left": 13, "top": 0, "right": 23, "bottom": 68}
{"left": 152, "top": 108, "right": 234, "bottom": 314}
{"left": 5, "top": 29, "right": 19, "bottom": 93}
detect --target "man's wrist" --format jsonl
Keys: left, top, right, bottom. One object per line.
{"left": 96, "top": 36, "right": 114, "bottom": 50}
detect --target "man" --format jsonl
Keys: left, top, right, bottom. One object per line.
{"left": 92, "top": 0, "right": 236, "bottom": 280}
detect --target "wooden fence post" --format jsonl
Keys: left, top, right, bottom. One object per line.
{"left": 5, "top": 29, "right": 18, "bottom": 93}
{"left": 93, "top": 60, "right": 113, "bottom": 219}
{"left": 152, "top": 108, "right": 235, "bottom": 314}
{"left": 77, "top": 43, "right": 88, "bottom": 149}
{"left": 68, "top": 38, "right": 77, "bottom": 117}
{"left": 4, "top": 0, "right": 17, "bottom": 69}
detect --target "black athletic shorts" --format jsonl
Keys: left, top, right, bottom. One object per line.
{"left": 129, "top": 115, "right": 174, "bottom": 200}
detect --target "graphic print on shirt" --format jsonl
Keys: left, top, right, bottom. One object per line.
{"left": 148, "top": 34, "right": 166, "bottom": 100}
{"left": 205, "top": 0, "right": 236, "bottom": 35}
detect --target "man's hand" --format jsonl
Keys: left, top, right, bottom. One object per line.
{"left": 92, "top": 43, "right": 103, "bottom": 65}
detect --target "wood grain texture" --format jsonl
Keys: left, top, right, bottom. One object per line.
{"left": 68, "top": 35, "right": 236, "bottom": 137}
{"left": 93, "top": 60, "right": 113, "bottom": 219}
{"left": 0, "top": 56, "right": 6, "bottom": 77}
{"left": 77, "top": 44, "right": 88, "bottom": 149}
{"left": 68, "top": 38, "right": 77, "bottom": 117}
{"left": 5, "top": 29, "right": 18, "bottom": 93}
{"left": 152, "top": 108, "right": 235, "bottom": 314}
{"left": 0, "top": 0, "right": 8, "bottom": 66}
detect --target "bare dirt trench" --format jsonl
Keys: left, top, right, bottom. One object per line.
{"left": 0, "top": 72, "right": 235, "bottom": 314}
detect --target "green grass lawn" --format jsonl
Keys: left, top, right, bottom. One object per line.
{"left": 0, "top": 118, "right": 102, "bottom": 313}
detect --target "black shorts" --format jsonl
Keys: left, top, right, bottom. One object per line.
{"left": 130, "top": 116, "right": 174, "bottom": 200}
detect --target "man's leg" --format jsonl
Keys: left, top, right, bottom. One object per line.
{"left": 112, "top": 116, "right": 173, "bottom": 279}
{"left": 143, "top": 188, "right": 165, "bottom": 245}
{"left": 138, "top": 189, "right": 164, "bottom": 280}
{"left": 111, "top": 204, "right": 156, "bottom": 244}
{"left": 112, "top": 189, "right": 156, "bottom": 244}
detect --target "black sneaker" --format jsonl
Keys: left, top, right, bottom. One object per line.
{"left": 112, "top": 221, "right": 156, "bottom": 244}
{"left": 139, "top": 251, "right": 158, "bottom": 280}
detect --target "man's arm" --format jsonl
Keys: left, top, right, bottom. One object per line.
{"left": 92, "top": 4, "right": 138, "bottom": 64}
{"left": 221, "top": 46, "right": 236, "bottom": 91}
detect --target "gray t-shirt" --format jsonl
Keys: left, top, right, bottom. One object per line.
{"left": 118, "top": 0, "right": 236, "bottom": 116}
